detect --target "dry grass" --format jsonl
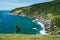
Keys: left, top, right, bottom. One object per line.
{"left": 0, "top": 34, "right": 60, "bottom": 40}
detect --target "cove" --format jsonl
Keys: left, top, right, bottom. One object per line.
{"left": 0, "top": 10, "right": 43, "bottom": 34}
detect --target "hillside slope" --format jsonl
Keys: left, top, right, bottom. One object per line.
{"left": 10, "top": 1, "right": 60, "bottom": 19}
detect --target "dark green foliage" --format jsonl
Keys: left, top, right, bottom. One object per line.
{"left": 54, "top": 0, "right": 60, "bottom": 2}
{"left": 15, "top": 23, "right": 21, "bottom": 33}
{"left": 10, "top": 1, "right": 60, "bottom": 18}
{"left": 50, "top": 16, "right": 60, "bottom": 32}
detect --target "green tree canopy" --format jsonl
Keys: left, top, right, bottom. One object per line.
{"left": 50, "top": 16, "right": 60, "bottom": 32}
{"left": 15, "top": 23, "right": 22, "bottom": 33}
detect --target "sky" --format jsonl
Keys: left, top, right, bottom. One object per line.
{"left": 0, "top": 0, "right": 53, "bottom": 10}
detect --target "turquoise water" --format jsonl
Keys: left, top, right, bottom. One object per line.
{"left": 0, "top": 10, "right": 43, "bottom": 34}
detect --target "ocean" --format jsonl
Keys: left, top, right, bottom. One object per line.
{"left": 0, "top": 10, "right": 43, "bottom": 34}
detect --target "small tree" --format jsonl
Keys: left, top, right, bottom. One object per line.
{"left": 15, "top": 23, "right": 21, "bottom": 33}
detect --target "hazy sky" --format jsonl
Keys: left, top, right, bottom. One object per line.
{"left": 0, "top": 0, "right": 53, "bottom": 10}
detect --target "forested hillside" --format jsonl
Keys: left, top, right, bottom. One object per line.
{"left": 10, "top": 0, "right": 60, "bottom": 19}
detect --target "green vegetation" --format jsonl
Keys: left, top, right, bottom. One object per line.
{"left": 50, "top": 16, "right": 60, "bottom": 32}
{"left": 15, "top": 23, "right": 21, "bottom": 33}
{"left": 10, "top": 0, "right": 60, "bottom": 18}
{"left": 0, "top": 34, "right": 60, "bottom": 40}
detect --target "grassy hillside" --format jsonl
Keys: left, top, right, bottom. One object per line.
{"left": 10, "top": 1, "right": 60, "bottom": 19}
{"left": 0, "top": 34, "right": 60, "bottom": 40}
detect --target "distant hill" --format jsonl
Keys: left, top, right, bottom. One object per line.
{"left": 10, "top": 0, "right": 60, "bottom": 19}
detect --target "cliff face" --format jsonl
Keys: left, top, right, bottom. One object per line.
{"left": 10, "top": 1, "right": 60, "bottom": 19}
